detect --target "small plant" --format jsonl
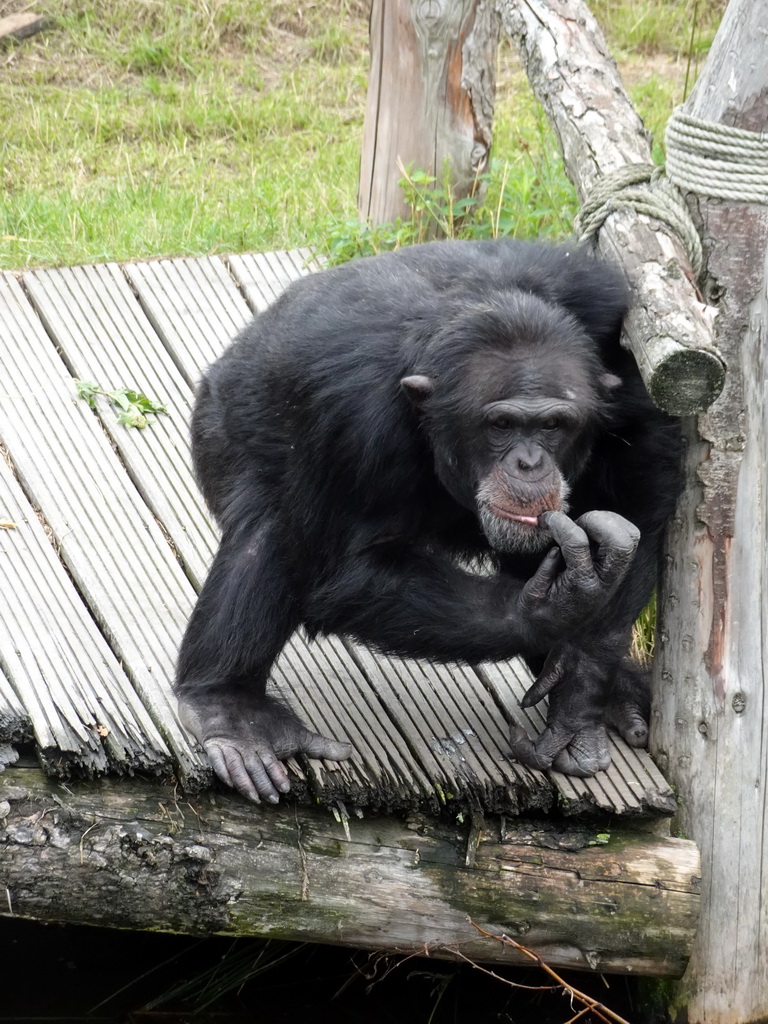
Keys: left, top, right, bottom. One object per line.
{"left": 318, "top": 116, "right": 579, "bottom": 268}
{"left": 75, "top": 379, "right": 168, "bottom": 429}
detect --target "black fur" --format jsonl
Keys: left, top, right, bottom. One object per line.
{"left": 176, "top": 240, "right": 682, "bottom": 799}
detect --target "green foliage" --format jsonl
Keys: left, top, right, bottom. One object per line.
{"left": 587, "top": 832, "right": 612, "bottom": 846}
{"left": 0, "top": 0, "right": 722, "bottom": 270}
{"left": 591, "top": 0, "right": 727, "bottom": 55}
{"left": 75, "top": 380, "right": 168, "bottom": 428}
{"left": 633, "top": 593, "right": 658, "bottom": 661}
{"left": 0, "top": 1, "right": 368, "bottom": 269}
{"left": 319, "top": 111, "right": 579, "bottom": 266}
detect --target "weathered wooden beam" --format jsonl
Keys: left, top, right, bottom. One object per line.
{"left": 0, "top": 13, "right": 49, "bottom": 43}
{"left": 496, "top": 0, "right": 724, "bottom": 415}
{"left": 0, "top": 766, "right": 699, "bottom": 977}
{"left": 359, "top": 0, "right": 499, "bottom": 225}
{"left": 651, "top": 1, "right": 768, "bottom": 1021}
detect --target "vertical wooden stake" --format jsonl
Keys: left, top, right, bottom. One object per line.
{"left": 358, "top": 0, "right": 499, "bottom": 226}
{"left": 652, "top": 2, "right": 768, "bottom": 1020}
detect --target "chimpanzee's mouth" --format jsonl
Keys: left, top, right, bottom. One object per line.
{"left": 492, "top": 509, "right": 539, "bottom": 526}
{"left": 489, "top": 504, "right": 551, "bottom": 526}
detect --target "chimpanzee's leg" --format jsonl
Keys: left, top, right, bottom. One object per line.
{"left": 176, "top": 519, "right": 351, "bottom": 803}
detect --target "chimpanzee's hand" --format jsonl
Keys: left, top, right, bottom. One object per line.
{"left": 517, "top": 511, "right": 640, "bottom": 647}
{"left": 509, "top": 645, "right": 650, "bottom": 776}
{"left": 178, "top": 691, "right": 353, "bottom": 803}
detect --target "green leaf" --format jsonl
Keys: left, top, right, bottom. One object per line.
{"left": 109, "top": 388, "right": 133, "bottom": 412}
{"left": 74, "top": 379, "right": 102, "bottom": 409}
{"left": 116, "top": 407, "right": 148, "bottom": 428}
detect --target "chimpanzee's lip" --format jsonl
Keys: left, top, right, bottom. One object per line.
{"left": 489, "top": 505, "right": 542, "bottom": 526}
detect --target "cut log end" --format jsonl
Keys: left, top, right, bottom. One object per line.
{"left": 647, "top": 346, "right": 726, "bottom": 416}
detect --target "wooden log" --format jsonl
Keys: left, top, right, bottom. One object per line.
{"left": 0, "top": 13, "right": 49, "bottom": 43}
{"left": 496, "top": 0, "right": 724, "bottom": 415}
{"left": 650, "top": 2, "right": 768, "bottom": 1021}
{"left": 358, "top": 0, "right": 499, "bottom": 226}
{"left": 0, "top": 765, "right": 699, "bottom": 977}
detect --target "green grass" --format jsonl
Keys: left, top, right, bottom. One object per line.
{"left": 0, "top": 0, "right": 368, "bottom": 267}
{"left": 0, "top": 0, "right": 725, "bottom": 270}
{"left": 592, "top": 0, "right": 726, "bottom": 56}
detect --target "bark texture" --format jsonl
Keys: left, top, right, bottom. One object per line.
{"left": 650, "top": 2, "right": 768, "bottom": 1021}
{"left": 359, "top": 0, "right": 499, "bottom": 225}
{"left": 496, "top": 0, "right": 724, "bottom": 415}
{"left": 0, "top": 766, "right": 700, "bottom": 977}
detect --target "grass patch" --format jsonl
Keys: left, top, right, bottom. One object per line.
{"left": 0, "top": 0, "right": 725, "bottom": 269}
{"left": 0, "top": 0, "right": 368, "bottom": 267}
{"left": 592, "top": 0, "right": 727, "bottom": 56}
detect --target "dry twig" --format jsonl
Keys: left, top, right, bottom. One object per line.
{"left": 468, "top": 919, "right": 632, "bottom": 1024}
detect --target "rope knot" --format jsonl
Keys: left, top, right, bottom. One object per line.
{"left": 575, "top": 163, "right": 703, "bottom": 277}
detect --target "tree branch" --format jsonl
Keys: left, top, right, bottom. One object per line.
{"left": 497, "top": 0, "right": 725, "bottom": 414}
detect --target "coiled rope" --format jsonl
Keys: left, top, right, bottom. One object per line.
{"left": 574, "top": 108, "right": 768, "bottom": 277}
{"left": 575, "top": 163, "right": 703, "bottom": 277}
{"left": 666, "top": 109, "right": 768, "bottom": 205}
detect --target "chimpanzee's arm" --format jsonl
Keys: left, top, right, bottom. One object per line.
{"left": 175, "top": 519, "right": 352, "bottom": 803}
{"left": 305, "top": 510, "right": 639, "bottom": 663}
{"left": 509, "top": 526, "right": 659, "bottom": 776}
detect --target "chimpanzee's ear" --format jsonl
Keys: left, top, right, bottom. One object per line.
{"left": 400, "top": 375, "right": 434, "bottom": 403}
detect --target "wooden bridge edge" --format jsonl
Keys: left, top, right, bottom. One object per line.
{"left": 0, "top": 765, "right": 699, "bottom": 978}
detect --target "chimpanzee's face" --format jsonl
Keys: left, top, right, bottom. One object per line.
{"left": 473, "top": 394, "right": 582, "bottom": 553}
{"left": 400, "top": 297, "right": 614, "bottom": 554}
{"left": 436, "top": 343, "right": 602, "bottom": 554}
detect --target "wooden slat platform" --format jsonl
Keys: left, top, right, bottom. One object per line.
{"left": 0, "top": 251, "right": 676, "bottom": 818}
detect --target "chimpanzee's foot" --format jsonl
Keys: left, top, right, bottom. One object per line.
{"left": 509, "top": 719, "right": 611, "bottom": 777}
{"left": 605, "top": 658, "right": 650, "bottom": 748}
{"left": 509, "top": 651, "right": 650, "bottom": 777}
{"left": 178, "top": 690, "right": 352, "bottom": 804}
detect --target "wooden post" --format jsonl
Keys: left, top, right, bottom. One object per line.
{"left": 358, "top": 0, "right": 499, "bottom": 225}
{"left": 651, "top": 1, "right": 768, "bottom": 1020}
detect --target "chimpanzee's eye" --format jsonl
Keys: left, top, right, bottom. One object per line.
{"left": 489, "top": 415, "right": 516, "bottom": 431}
{"left": 542, "top": 418, "right": 561, "bottom": 431}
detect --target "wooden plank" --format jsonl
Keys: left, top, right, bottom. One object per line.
{"left": 124, "top": 256, "right": 251, "bottom": 385}
{"left": 0, "top": 663, "right": 29, "bottom": 754}
{"left": 0, "top": 455, "right": 171, "bottom": 775}
{"left": 0, "top": 13, "right": 48, "bottom": 43}
{"left": 351, "top": 646, "right": 550, "bottom": 814}
{"left": 227, "top": 248, "right": 315, "bottom": 311}
{"left": 24, "top": 263, "right": 216, "bottom": 587}
{"left": 0, "top": 272, "right": 204, "bottom": 784}
{"left": 0, "top": 766, "right": 701, "bottom": 977}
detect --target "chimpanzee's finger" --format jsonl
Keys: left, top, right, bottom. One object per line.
{"left": 509, "top": 721, "right": 576, "bottom": 772}
{"left": 206, "top": 742, "right": 236, "bottom": 790}
{"left": 522, "top": 546, "right": 562, "bottom": 602}
{"left": 551, "top": 723, "right": 611, "bottom": 776}
{"left": 575, "top": 511, "right": 640, "bottom": 587}
{"left": 606, "top": 702, "right": 648, "bottom": 748}
{"left": 243, "top": 749, "right": 286, "bottom": 802}
{"left": 299, "top": 729, "right": 353, "bottom": 762}
{"left": 520, "top": 649, "right": 565, "bottom": 708}
{"left": 253, "top": 749, "right": 292, "bottom": 794}
{"left": 540, "top": 511, "right": 596, "bottom": 584}
{"left": 222, "top": 745, "right": 264, "bottom": 803}
{"left": 509, "top": 725, "right": 555, "bottom": 771}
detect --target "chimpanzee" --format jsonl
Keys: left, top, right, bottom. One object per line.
{"left": 176, "top": 239, "right": 682, "bottom": 803}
